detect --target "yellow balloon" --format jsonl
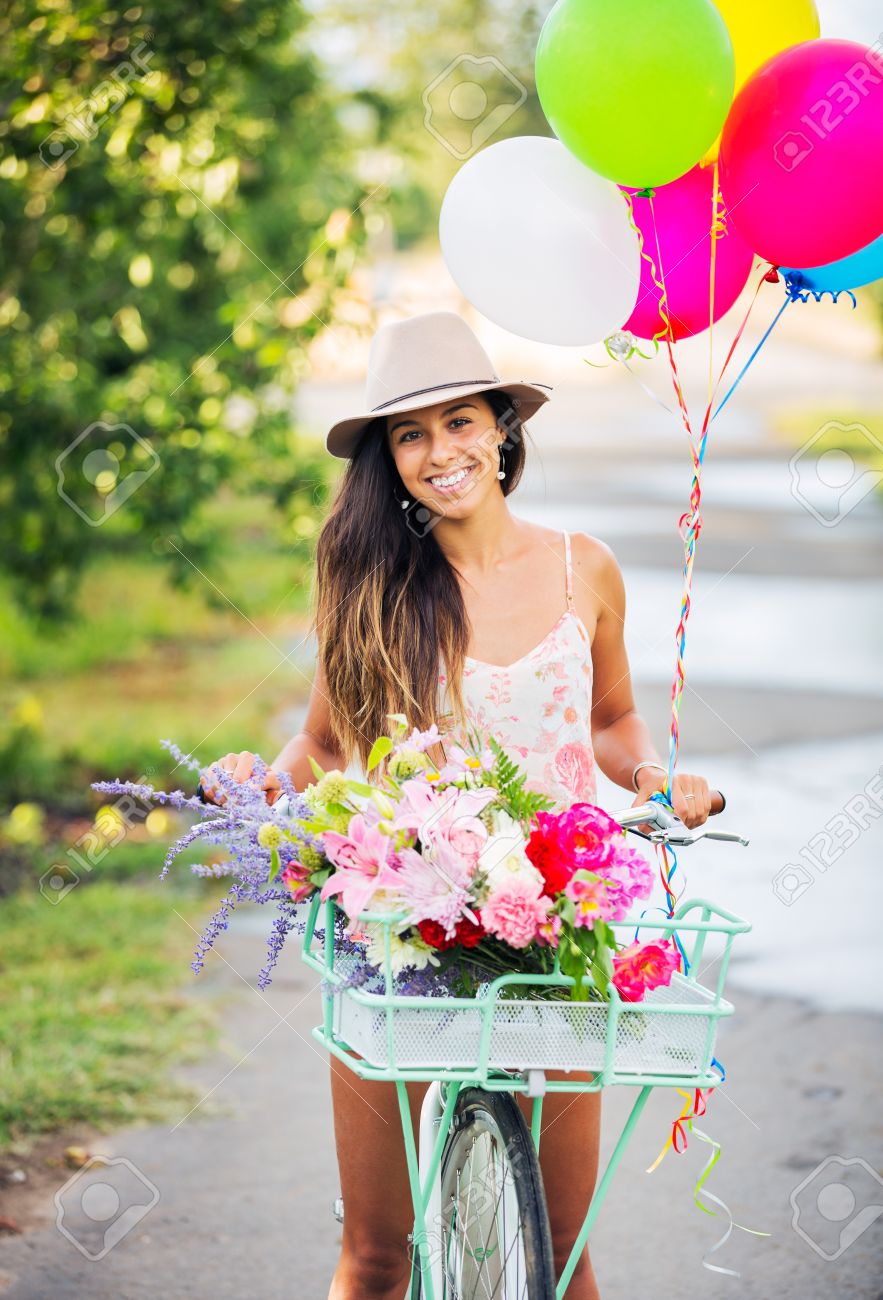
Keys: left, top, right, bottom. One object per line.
{"left": 701, "top": 0, "right": 820, "bottom": 164}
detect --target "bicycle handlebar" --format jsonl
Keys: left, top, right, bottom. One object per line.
{"left": 609, "top": 789, "right": 749, "bottom": 847}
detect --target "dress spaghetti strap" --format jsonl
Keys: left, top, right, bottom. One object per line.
{"left": 563, "top": 530, "right": 575, "bottom": 611}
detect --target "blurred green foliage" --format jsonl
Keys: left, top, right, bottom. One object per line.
{"left": 0, "top": 0, "right": 374, "bottom": 620}
{"left": 313, "top": 0, "right": 551, "bottom": 248}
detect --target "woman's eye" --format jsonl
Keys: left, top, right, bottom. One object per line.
{"left": 400, "top": 417, "right": 471, "bottom": 444}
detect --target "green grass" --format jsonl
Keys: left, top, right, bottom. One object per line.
{"left": 0, "top": 881, "right": 221, "bottom": 1151}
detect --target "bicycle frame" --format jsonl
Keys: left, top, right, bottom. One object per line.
{"left": 302, "top": 890, "right": 750, "bottom": 1299}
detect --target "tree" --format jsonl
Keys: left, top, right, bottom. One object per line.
{"left": 0, "top": 0, "right": 379, "bottom": 618}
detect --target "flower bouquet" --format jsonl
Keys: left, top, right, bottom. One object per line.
{"left": 93, "top": 714, "right": 681, "bottom": 1008}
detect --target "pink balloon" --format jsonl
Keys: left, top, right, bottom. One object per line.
{"left": 621, "top": 165, "right": 754, "bottom": 341}
{"left": 719, "top": 39, "right": 883, "bottom": 267}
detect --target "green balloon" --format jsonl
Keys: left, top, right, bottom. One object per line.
{"left": 535, "top": 0, "right": 735, "bottom": 189}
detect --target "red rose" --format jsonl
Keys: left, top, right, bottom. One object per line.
{"left": 417, "top": 916, "right": 485, "bottom": 950}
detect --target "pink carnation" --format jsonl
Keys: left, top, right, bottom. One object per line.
{"left": 481, "top": 876, "right": 554, "bottom": 949}
{"left": 612, "top": 939, "right": 681, "bottom": 1003}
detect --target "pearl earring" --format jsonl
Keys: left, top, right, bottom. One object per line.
{"left": 497, "top": 446, "right": 506, "bottom": 480}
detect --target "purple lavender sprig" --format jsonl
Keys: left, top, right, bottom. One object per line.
{"left": 91, "top": 741, "right": 323, "bottom": 986}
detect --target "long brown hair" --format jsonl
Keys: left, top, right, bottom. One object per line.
{"left": 313, "top": 390, "right": 532, "bottom": 777}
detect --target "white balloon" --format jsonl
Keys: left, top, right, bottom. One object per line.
{"left": 439, "top": 136, "right": 641, "bottom": 346}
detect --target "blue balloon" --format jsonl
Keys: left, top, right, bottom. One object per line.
{"left": 780, "top": 231, "right": 883, "bottom": 293}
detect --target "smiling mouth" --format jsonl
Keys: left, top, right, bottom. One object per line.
{"left": 425, "top": 463, "right": 479, "bottom": 491}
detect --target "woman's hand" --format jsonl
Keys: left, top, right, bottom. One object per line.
{"left": 201, "top": 751, "right": 283, "bottom": 807}
{"left": 631, "top": 770, "right": 712, "bottom": 831}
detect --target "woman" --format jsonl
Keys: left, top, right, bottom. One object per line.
{"left": 204, "top": 311, "right": 714, "bottom": 1300}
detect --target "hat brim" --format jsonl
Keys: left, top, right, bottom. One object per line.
{"left": 324, "top": 380, "right": 553, "bottom": 459}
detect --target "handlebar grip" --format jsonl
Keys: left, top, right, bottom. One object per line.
{"left": 710, "top": 789, "right": 726, "bottom": 815}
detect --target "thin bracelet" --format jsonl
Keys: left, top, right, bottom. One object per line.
{"left": 631, "top": 760, "right": 668, "bottom": 792}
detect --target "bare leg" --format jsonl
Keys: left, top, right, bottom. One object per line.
{"left": 515, "top": 1073, "right": 602, "bottom": 1300}
{"left": 327, "top": 1054, "right": 429, "bottom": 1300}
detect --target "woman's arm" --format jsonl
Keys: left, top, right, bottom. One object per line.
{"left": 202, "top": 659, "right": 347, "bottom": 804}
{"left": 572, "top": 533, "right": 712, "bottom": 828}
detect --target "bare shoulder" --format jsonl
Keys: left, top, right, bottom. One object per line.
{"left": 569, "top": 531, "right": 626, "bottom": 628}
{"left": 519, "top": 520, "right": 622, "bottom": 602}
{"left": 570, "top": 531, "right": 622, "bottom": 588}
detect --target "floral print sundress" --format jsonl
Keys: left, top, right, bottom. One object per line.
{"left": 438, "top": 530, "right": 598, "bottom": 810}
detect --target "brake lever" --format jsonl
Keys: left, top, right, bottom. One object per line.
{"left": 647, "top": 824, "right": 750, "bottom": 847}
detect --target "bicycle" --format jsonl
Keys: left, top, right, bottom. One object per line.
{"left": 294, "top": 790, "right": 751, "bottom": 1299}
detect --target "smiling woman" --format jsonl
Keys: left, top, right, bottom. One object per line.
{"left": 308, "top": 312, "right": 555, "bottom": 777}
{"left": 203, "top": 309, "right": 716, "bottom": 1300}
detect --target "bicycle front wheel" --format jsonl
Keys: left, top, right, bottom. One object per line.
{"left": 413, "top": 1086, "right": 556, "bottom": 1299}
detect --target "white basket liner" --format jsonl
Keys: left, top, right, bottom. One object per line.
{"left": 332, "top": 970, "right": 723, "bottom": 1074}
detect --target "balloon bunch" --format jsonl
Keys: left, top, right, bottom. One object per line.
{"left": 441, "top": 0, "right": 883, "bottom": 344}
{"left": 440, "top": 0, "right": 883, "bottom": 786}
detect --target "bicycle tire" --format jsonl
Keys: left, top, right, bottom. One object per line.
{"left": 411, "top": 1087, "right": 556, "bottom": 1300}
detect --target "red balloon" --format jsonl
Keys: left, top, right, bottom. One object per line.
{"left": 719, "top": 39, "right": 883, "bottom": 268}
{"left": 621, "top": 165, "right": 755, "bottom": 341}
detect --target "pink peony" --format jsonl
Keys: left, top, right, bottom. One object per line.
{"left": 481, "top": 875, "right": 554, "bottom": 949}
{"left": 612, "top": 939, "right": 681, "bottom": 1003}
{"left": 526, "top": 802, "right": 623, "bottom": 897}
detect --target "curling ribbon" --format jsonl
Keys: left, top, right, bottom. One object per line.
{"left": 691, "top": 1124, "right": 772, "bottom": 1277}
{"left": 647, "top": 1084, "right": 770, "bottom": 1276}
{"left": 646, "top": 1086, "right": 709, "bottom": 1172}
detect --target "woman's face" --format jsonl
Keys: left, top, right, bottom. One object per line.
{"left": 385, "top": 393, "right": 504, "bottom": 515}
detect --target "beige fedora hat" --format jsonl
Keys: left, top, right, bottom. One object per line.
{"left": 325, "top": 311, "right": 552, "bottom": 459}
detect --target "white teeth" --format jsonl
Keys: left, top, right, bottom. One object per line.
{"left": 429, "top": 464, "right": 474, "bottom": 488}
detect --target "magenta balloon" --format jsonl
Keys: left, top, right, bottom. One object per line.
{"left": 620, "top": 165, "right": 755, "bottom": 340}
{"left": 719, "top": 39, "right": 883, "bottom": 267}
